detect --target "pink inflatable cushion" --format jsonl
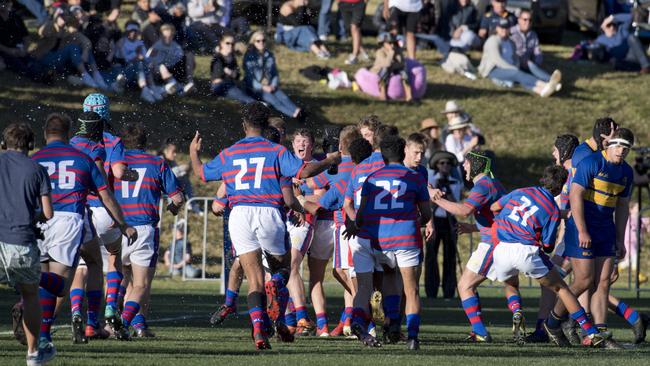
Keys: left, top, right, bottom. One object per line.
{"left": 354, "top": 59, "right": 426, "bottom": 100}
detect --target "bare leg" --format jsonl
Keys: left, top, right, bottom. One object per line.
{"left": 17, "top": 283, "right": 40, "bottom": 354}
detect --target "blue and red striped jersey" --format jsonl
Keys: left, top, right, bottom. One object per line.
{"left": 102, "top": 132, "right": 126, "bottom": 174}
{"left": 409, "top": 164, "right": 429, "bottom": 182}
{"left": 31, "top": 141, "right": 107, "bottom": 215}
{"left": 559, "top": 167, "right": 573, "bottom": 210}
{"left": 493, "top": 186, "right": 560, "bottom": 250}
{"left": 345, "top": 152, "right": 385, "bottom": 209}
{"left": 70, "top": 136, "right": 106, "bottom": 163}
{"left": 201, "top": 136, "right": 305, "bottom": 208}
{"left": 315, "top": 157, "right": 355, "bottom": 227}
{"left": 463, "top": 175, "right": 506, "bottom": 243}
{"left": 358, "top": 164, "right": 429, "bottom": 251}
{"left": 215, "top": 177, "right": 293, "bottom": 209}
{"left": 114, "top": 150, "right": 182, "bottom": 226}
{"left": 311, "top": 155, "right": 354, "bottom": 221}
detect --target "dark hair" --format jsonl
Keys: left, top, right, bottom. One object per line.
{"left": 125, "top": 20, "right": 140, "bottom": 30}
{"left": 380, "top": 135, "right": 406, "bottom": 163}
{"left": 358, "top": 115, "right": 382, "bottom": 131}
{"left": 121, "top": 123, "right": 147, "bottom": 150}
{"left": 349, "top": 138, "right": 373, "bottom": 164}
{"left": 158, "top": 136, "right": 177, "bottom": 156}
{"left": 592, "top": 117, "right": 618, "bottom": 150}
{"left": 292, "top": 128, "right": 314, "bottom": 143}
{"left": 339, "top": 125, "right": 362, "bottom": 154}
{"left": 44, "top": 113, "right": 71, "bottom": 138}
{"left": 540, "top": 165, "right": 568, "bottom": 196}
{"left": 3, "top": 123, "right": 34, "bottom": 150}
{"left": 241, "top": 102, "right": 270, "bottom": 131}
{"left": 76, "top": 111, "right": 103, "bottom": 141}
{"left": 263, "top": 126, "right": 282, "bottom": 144}
{"left": 611, "top": 128, "right": 635, "bottom": 147}
{"left": 554, "top": 134, "right": 579, "bottom": 165}
{"left": 372, "top": 124, "right": 399, "bottom": 150}
{"left": 406, "top": 132, "right": 426, "bottom": 147}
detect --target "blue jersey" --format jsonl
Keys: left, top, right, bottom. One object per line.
{"left": 493, "top": 186, "right": 560, "bottom": 250}
{"left": 358, "top": 164, "right": 429, "bottom": 251}
{"left": 102, "top": 132, "right": 126, "bottom": 175}
{"left": 559, "top": 166, "right": 573, "bottom": 210}
{"left": 316, "top": 159, "right": 355, "bottom": 227}
{"left": 463, "top": 175, "right": 506, "bottom": 243}
{"left": 345, "top": 152, "right": 385, "bottom": 209}
{"left": 410, "top": 164, "right": 429, "bottom": 182}
{"left": 114, "top": 150, "right": 182, "bottom": 226}
{"left": 31, "top": 141, "right": 107, "bottom": 215}
{"left": 311, "top": 155, "right": 354, "bottom": 221}
{"left": 70, "top": 136, "right": 106, "bottom": 163}
{"left": 201, "top": 136, "right": 305, "bottom": 208}
{"left": 572, "top": 140, "right": 598, "bottom": 169}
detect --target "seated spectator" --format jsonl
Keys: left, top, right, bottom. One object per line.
{"left": 478, "top": 19, "right": 561, "bottom": 97}
{"left": 340, "top": 0, "right": 369, "bottom": 64}
{"left": 510, "top": 9, "right": 553, "bottom": 82}
{"left": 150, "top": 0, "right": 189, "bottom": 46}
{"left": 370, "top": 33, "right": 412, "bottom": 101}
{"left": 595, "top": 13, "right": 650, "bottom": 73}
{"left": 276, "top": 0, "right": 330, "bottom": 59}
{"left": 115, "top": 21, "right": 163, "bottom": 103}
{"left": 210, "top": 32, "right": 254, "bottom": 104}
{"left": 414, "top": 0, "right": 450, "bottom": 58}
{"left": 243, "top": 31, "right": 302, "bottom": 119}
{"left": 148, "top": 23, "right": 196, "bottom": 96}
{"left": 444, "top": 114, "right": 478, "bottom": 164}
{"left": 383, "top": 0, "right": 422, "bottom": 59}
{"left": 439, "top": 100, "right": 482, "bottom": 141}
{"left": 478, "top": 0, "right": 516, "bottom": 40}
{"left": 61, "top": 14, "right": 110, "bottom": 90}
{"left": 78, "top": 0, "right": 121, "bottom": 23}
{"left": 164, "top": 220, "right": 201, "bottom": 278}
{"left": 449, "top": 0, "right": 479, "bottom": 51}
{"left": 131, "top": 0, "right": 164, "bottom": 47}
{"left": 187, "top": 0, "right": 226, "bottom": 53}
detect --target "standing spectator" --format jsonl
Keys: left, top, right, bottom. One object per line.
{"left": 419, "top": 118, "right": 443, "bottom": 167}
{"left": 210, "top": 32, "right": 254, "bottom": 104}
{"left": 449, "top": 0, "right": 479, "bottom": 51}
{"left": 478, "top": 19, "right": 561, "bottom": 97}
{"left": 383, "top": 0, "right": 422, "bottom": 59}
{"left": 1, "top": 123, "right": 55, "bottom": 365}
{"left": 339, "top": 0, "right": 369, "bottom": 64}
{"left": 595, "top": 14, "right": 650, "bottom": 74}
{"left": 243, "top": 31, "right": 302, "bottom": 119}
{"left": 478, "top": 0, "right": 516, "bottom": 40}
{"left": 164, "top": 220, "right": 201, "bottom": 278}
{"left": 425, "top": 150, "right": 462, "bottom": 298}
{"left": 148, "top": 23, "right": 196, "bottom": 96}
{"left": 510, "top": 9, "right": 553, "bottom": 82}
{"left": 444, "top": 114, "right": 478, "bottom": 164}
{"left": 276, "top": 0, "right": 331, "bottom": 59}
{"left": 318, "top": 0, "right": 346, "bottom": 41}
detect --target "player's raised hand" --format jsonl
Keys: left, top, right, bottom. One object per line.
{"left": 291, "top": 210, "right": 306, "bottom": 227}
{"left": 600, "top": 122, "right": 617, "bottom": 148}
{"left": 123, "top": 226, "right": 138, "bottom": 246}
{"left": 578, "top": 230, "right": 592, "bottom": 249}
{"left": 190, "top": 131, "right": 202, "bottom": 153}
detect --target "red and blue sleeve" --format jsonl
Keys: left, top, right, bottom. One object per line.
{"left": 89, "top": 158, "right": 108, "bottom": 192}
{"left": 161, "top": 161, "right": 183, "bottom": 197}
{"left": 201, "top": 152, "right": 226, "bottom": 182}
{"left": 109, "top": 138, "right": 127, "bottom": 167}
{"left": 312, "top": 171, "right": 331, "bottom": 189}
{"left": 464, "top": 180, "right": 489, "bottom": 210}
{"left": 540, "top": 210, "right": 560, "bottom": 250}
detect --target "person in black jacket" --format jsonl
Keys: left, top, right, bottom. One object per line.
{"left": 210, "top": 33, "right": 254, "bottom": 104}
{"left": 449, "top": 0, "right": 479, "bottom": 51}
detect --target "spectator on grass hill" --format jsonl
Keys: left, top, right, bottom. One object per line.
{"left": 448, "top": 0, "right": 479, "bottom": 51}
{"left": 478, "top": 19, "right": 562, "bottom": 97}
{"left": 419, "top": 118, "right": 443, "bottom": 166}
{"left": 444, "top": 114, "right": 479, "bottom": 164}
{"left": 510, "top": 9, "right": 554, "bottom": 82}
{"left": 339, "top": 0, "right": 369, "bottom": 64}
{"left": 243, "top": 31, "right": 303, "bottom": 120}
{"left": 414, "top": 0, "right": 451, "bottom": 58}
{"left": 594, "top": 14, "right": 650, "bottom": 74}
{"left": 187, "top": 0, "right": 250, "bottom": 54}
{"left": 425, "top": 150, "right": 462, "bottom": 299}
{"left": 317, "top": 0, "right": 346, "bottom": 41}
{"left": 77, "top": 0, "right": 121, "bottom": 23}
{"left": 148, "top": 23, "right": 197, "bottom": 96}
{"left": 369, "top": 33, "right": 413, "bottom": 101}
{"left": 478, "top": 0, "right": 516, "bottom": 40}
{"left": 61, "top": 13, "right": 111, "bottom": 90}
{"left": 276, "top": 0, "right": 331, "bottom": 59}
{"left": 211, "top": 32, "right": 254, "bottom": 104}
{"left": 131, "top": 0, "right": 164, "bottom": 47}
{"left": 164, "top": 220, "right": 201, "bottom": 278}
{"left": 383, "top": 0, "right": 422, "bottom": 60}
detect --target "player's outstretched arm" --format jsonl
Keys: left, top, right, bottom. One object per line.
{"left": 298, "top": 152, "right": 342, "bottom": 179}
{"left": 97, "top": 189, "right": 137, "bottom": 244}
{"left": 434, "top": 197, "right": 474, "bottom": 218}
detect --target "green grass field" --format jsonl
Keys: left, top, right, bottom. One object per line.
{"left": 2, "top": 281, "right": 650, "bottom": 366}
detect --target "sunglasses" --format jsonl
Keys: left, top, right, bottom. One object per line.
{"left": 437, "top": 161, "right": 452, "bottom": 166}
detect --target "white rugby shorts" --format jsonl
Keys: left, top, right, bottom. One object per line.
{"left": 229, "top": 206, "right": 288, "bottom": 256}
{"left": 333, "top": 225, "right": 352, "bottom": 270}
{"left": 309, "top": 219, "right": 335, "bottom": 260}
{"left": 122, "top": 225, "right": 159, "bottom": 268}
{"left": 38, "top": 212, "right": 84, "bottom": 267}
{"left": 287, "top": 220, "right": 313, "bottom": 256}
{"left": 89, "top": 206, "right": 122, "bottom": 245}
{"left": 465, "top": 242, "right": 497, "bottom": 278}
{"left": 349, "top": 236, "right": 382, "bottom": 274}
{"left": 490, "top": 242, "right": 553, "bottom": 282}
{"left": 376, "top": 248, "right": 421, "bottom": 269}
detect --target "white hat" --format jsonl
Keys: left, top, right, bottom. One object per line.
{"left": 441, "top": 100, "right": 463, "bottom": 114}
{"left": 448, "top": 115, "right": 471, "bottom": 130}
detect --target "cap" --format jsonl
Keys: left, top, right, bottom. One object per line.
{"left": 496, "top": 18, "right": 510, "bottom": 28}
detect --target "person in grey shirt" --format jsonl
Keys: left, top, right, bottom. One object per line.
{"left": 509, "top": 9, "right": 552, "bottom": 82}
{"left": 0, "top": 122, "right": 54, "bottom": 365}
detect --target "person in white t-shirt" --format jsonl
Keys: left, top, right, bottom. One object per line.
{"left": 382, "top": 0, "right": 421, "bottom": 59}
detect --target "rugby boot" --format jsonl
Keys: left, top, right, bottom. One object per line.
{"left": 525, "top": 329, "right": 549, "bottom": 343}
{"left": 382, "top": 321, "right": 401, "bottom": 344}
{"left": 85, "top": 324, "right": 111, "bottom": 340}
{"left": 330, "top": 321, "right": 345, "bottom": 337}
{"left": 275, "top": 321, "right": 295, "bottom": 343}
{"left": 317, "top": 325, "right": 330, "bottom": 337}
{"left": 11, "top": 302, "right": 27, "bottom": 346}
{"left": 560, "top": 319, "right": 581, "bottom": 345}
{"left": 105, "top": 305, "right": 130, "bottom": 341}
{"left": 581, "top": 333, "right": 608, "bottom": 348}
{"left": 512, "top": 311, "right": 526, "bottom": 346}
{"left": 264, "top": 280, "right": 281, "bottom": 322}
{"left": 296, "top": 318, "right": 316, "bottom": 336}
{"left": 71, "top": 312, "right": 88, "bottom": 344}
{"left": 133, "top": 327, "right": 156, "bottom": 338}
{"left": 406, "top": 337, "right": 420, "bottom": 350}
{"left": 351, "top": 322, "right": 382, "bottom": 348}
{"left": 632, "top": 313, "right": 649, "bottom": 344}
{"left": 253, "top": 329, "right": 272, "bottom": 350}
{"left": 544, "top": 322, "right": 571, "bottom": 347}
{"left": 465, "top": 331, "right": 493, "bottom": 343}
{"left": 210, "top": 304, "right": 236, "bottom": 325}
{"left": 370, "top": 291, "right": 385, "bottom": 324}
